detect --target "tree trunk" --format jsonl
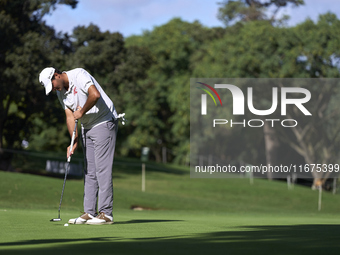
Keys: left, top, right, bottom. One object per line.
{"left": 151, "top": 147, "right": 162, "bottom": 162}
{"left": 0, "top": 95, "right": 13, "bottom": 171}
{"left": 263, "top": 121, "right": 280, "bottom": 180}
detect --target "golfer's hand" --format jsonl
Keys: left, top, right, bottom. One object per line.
{"left": 67, "top": 142, "right": 77, "bottom": 159}
{"left": 73, "top": 106, "right": 83, "bottom": 120}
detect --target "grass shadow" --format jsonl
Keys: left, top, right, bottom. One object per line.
{"left": 114, "top": 219, "right": 183, "bottom": 225}
{"left": 1, "top": 224, "right": 340, "bottom": 254}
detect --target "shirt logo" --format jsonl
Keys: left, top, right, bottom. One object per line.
{"left": 73, "top": 86, "right": 78, "bottom": 95}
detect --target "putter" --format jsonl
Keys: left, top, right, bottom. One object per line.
{"left": 50, "top": 119, "right": 78, "bottom": 222}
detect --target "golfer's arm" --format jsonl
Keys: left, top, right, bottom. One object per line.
{"left": 65, "top": 108, "right": 78, "bottom": 143}
{"left": 79, "top": 85, "right": 100, "bottom": 116}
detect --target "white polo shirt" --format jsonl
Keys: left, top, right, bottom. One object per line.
{"left": 57, "top": 68, "right": 118, "bottom": 129}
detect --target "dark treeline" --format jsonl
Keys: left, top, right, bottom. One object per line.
{"left": 1, "top": 0, "right": 340, "bottom": 187}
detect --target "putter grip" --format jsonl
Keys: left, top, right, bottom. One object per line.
{"left": 67, "top": 120, "right": 78, "bottom": 163}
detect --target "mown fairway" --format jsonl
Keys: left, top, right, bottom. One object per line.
{"left": 1, "top": 160, "right": 340, "bottom": 254}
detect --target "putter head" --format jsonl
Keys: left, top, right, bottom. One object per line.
{"left": 50, "top": 218, "right": 61, "bottom": 222}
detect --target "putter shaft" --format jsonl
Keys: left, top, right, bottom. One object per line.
{"left": 52, "top": 120, "right": 78, "bottom": 222}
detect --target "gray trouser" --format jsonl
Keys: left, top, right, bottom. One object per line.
{"left": 81, "top": 119, "right": 118, "bottom": 217}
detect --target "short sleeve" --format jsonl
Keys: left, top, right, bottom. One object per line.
{"left": 77, "top": 69, "right": 95, "bottom": 93}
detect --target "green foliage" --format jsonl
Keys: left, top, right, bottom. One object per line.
{"left": 28, "top": 114, "right": 70, "bottom": 152}
{"left": 1, "top": 0, "right": 340, "bottom": 169}
{"left": 192, "top": 13, "right": 340, "bottom": 168}
{"left": 124, "top": 18, "right": 224, "bottom": 163}
{"left": 217, "top": 0, "right": 305, "bottom": 25}
{"left": 68, "top": 24, "right": 126, "bottom": 88}
{"left": 0, "top": 0, "right": 77, "bottom": 154}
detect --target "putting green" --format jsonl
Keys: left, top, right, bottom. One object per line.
{"left": 1, "top": 208, "right": 340, "bottom": 255}
{"left": 1, "top": 168, "right": 340, "bottom": 254}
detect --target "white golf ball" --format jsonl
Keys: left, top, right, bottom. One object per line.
{"left": 64, "top": 223, "right": 69, "bottom": 227}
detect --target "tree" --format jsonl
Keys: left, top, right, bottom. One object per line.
{"left": 192, "top": 21, "right": 286, "bottom": 168}
{"left": 0, "top": 0, "right": 77, "bottom": 169}
{"left": 68, "top": 24, "right": 126, "bottom": 93}
{"left": 192, "top": 13, "right": 340, "bottom": 186}
{"left": 125, "top": 18, "right": 224, "bottom": 163}
{"left": 276, "top": 14, "right": 340, "bottom": 187}
{"left": 66, "top": 24, "right": 155, "bottom": 158}
{"left": 212, "top": 0, "right": 307, "bottom": 180}
{"left": 217, "top": 0, "right": 304, "bottom": 25}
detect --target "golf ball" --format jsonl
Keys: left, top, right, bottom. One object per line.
{"left": 64, "top": 223, "right": 69, "bottom": 227}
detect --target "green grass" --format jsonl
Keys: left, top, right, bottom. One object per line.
{"left": 1, "top": 161, "right": 340, "bottom": 254}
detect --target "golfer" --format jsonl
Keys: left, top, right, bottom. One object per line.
{"left": 39, "top": 67, "right": 118, "bottom": 225}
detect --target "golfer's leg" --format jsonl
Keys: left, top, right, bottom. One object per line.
{"left": 82, "top": 128, "right": 98, "bottom": 216}
{"left": 93, "top": 120, "right": 118, "bottom": 217}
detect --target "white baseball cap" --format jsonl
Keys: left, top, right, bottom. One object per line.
{"left": 39, "top": 67, "right": 55, "bottom": 95}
